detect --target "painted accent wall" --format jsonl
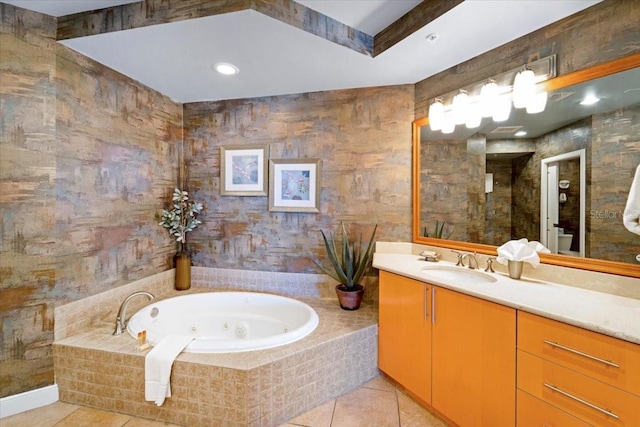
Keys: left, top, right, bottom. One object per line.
{"left": 0, "top": 5, "right": 182, "bottom": 397}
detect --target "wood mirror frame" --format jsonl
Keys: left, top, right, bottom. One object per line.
{"left": 412, "top": 53, "right": 640, "bottom": 278}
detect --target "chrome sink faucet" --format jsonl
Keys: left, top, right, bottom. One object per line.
{"left": 113, "top": 291, "right": 155, "bottom": 335}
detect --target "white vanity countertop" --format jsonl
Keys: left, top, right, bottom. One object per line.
{"left": 373, "top": 252, "right": 640, "bottom": 345}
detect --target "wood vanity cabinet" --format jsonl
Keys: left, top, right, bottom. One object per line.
{"left": 431, "top": 286, "right": 516, "bottom": 427}
{"left": 516, "top": 311, "right": 640, "bottom": 426}
{"left": 378, "top": 270, "right": 432, "bottom": 403}
{"left": 378, "top": 271, "right": 516, "bottom": 426}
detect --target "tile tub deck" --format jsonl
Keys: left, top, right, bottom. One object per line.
{"left": 54, "top": 293, "right": 379, "bottom": 427}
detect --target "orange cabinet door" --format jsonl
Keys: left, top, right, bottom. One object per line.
{"left": 378, "top": 270, "right": 432, "bottom": 404}
{"left": 432, "top": 286, "right": 516, "bottom": 427}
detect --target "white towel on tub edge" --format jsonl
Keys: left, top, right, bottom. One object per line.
{"left": 144, "top": 335, "right": 194, "bottom": 406}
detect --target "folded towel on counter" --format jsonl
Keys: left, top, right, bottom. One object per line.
{"left": 496, "top": 238, "right": 550, "bottom": 268}
{"left": 145, "top": 335, "right": 193, "bottom": 406}
{"left": 623, "top": 164, "right": 640, "bottom": 236}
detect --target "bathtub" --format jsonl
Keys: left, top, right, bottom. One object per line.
{"left": 126, "top": 291, "right": 319, "bottom": 353}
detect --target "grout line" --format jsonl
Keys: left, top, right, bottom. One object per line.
{"left": 328, "top": 398, "right": 337, "bottom": 426}
{"left": 395, "top": 388, "right": 402, "bottom": 427}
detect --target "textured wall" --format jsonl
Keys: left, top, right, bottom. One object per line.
{"left": 419, "top": 139, "right": 468, "bottom": 241}
{"left": 485, "top": 159, "right": 513, "bottom": 245}
{"left": 0, "top": 4, "right": 182, "bottom": 397}
{"left": 0, "top": 5, "right": 58, "bottom": 397}
{"left": 590, "top": 105, "right": 640, "bottom": 262}
{"left": 183, "top": 86, "right": 414, "bottom": 274}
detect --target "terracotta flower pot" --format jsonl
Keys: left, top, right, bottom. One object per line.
{"left": 335, "top": 284, "right": 365, "bottom": 310}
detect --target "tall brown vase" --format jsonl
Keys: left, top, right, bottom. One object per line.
{"left": 174, "top": 246, "right": 191, "bottom": 291}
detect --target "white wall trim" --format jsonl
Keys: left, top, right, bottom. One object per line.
{"left": 0, "top": 385, "right": 58, "bottom": 418}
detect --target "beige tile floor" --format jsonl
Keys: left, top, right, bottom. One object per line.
{"left": 2, "top": 376, "right": 449, "bottom": 427}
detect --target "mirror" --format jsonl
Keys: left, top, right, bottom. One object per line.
{"left": 413, "top": 54, "right": 640, "bottom": 278}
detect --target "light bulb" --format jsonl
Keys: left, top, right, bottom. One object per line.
{"left": 452, "top": 91, "right": 470, "bottom": 125}
{"left": 428, "top": 100, "right": 444, "bottom": 131}
{"left": 441, "top": 112, "right": 455, "bottom": 134}
{"left": 493, "top": 94, "right": 512, "bottom": 122}
{"left": 526, "top": 91, "right": 547, "bottom": 114}
{"left": 465, "top": 102, "right": 482, "bottom": 129}
{"left": 580, "top": 94, "right": 600, "bottom": 105}
{"left": 479, "top": 81, "right": 500, "bottom": 118}
{"left": 513, "top": 68, "right": 536, "bottom": 109}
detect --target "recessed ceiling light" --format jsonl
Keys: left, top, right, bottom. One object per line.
{"left": 515, "top": 131, "right": 527, "bottom": 137}
{"left": 425, "top": 33, "right": 438, "bottom": 43}
{"left": 214, "top": 63, "right": 239, "bottom": 76}
{"left": 580, "top": 94, "right": 600, "bottom": 105}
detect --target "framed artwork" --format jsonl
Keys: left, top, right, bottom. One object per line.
{"left": 220, "top": 145, "right": 268, "bottom": 196}
{"left": 269, "top": 159, "right": 321, "bottom": 213}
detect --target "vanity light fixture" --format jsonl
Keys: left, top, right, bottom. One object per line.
{"left": 214, "top": 62, "right": 239, "bottom": 76}
{"left": 580, "top": 94, "right": 600, "bottom": 105}
{"left": 426, "top": 55, "right": 556, "bottom": 135}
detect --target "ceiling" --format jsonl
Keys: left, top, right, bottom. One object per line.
{"left": 3, "top": 0, "right": 602, "bottom": 104}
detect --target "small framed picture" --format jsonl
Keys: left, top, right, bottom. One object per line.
{"left": 220, "top": 145, "right": 268, "bottom": 196}
{"left": 269, "top": 159, "right": 321, "bottom": 213}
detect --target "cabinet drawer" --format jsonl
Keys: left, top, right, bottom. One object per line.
{"left": 518, "top": 350, "right": 640, "bottom": 426}
{"left": 518, "top": 311, "right": 640, "bottom": 395}
{"left": 517, "top": 389, "right": 590, "bottom": 427}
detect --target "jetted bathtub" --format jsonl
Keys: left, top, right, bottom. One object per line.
{"left": 127, "top": 291, "right": 319, "bottom": 353}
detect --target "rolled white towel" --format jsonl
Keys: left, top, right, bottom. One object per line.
{"left": 623, "top": 164, "right": 640, "bottom": 236}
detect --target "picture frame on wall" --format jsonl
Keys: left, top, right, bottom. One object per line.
{"left": 220, "top": 145, "right": 268, "bottom": 196}
{"left": 269, "top": 159, "right": 321, "bottom": 213}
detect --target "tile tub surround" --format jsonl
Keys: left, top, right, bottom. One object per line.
{"left": 374, "top": 243, "right": 640, "bottom": 345}
{"left": 54, "top": 297, "right": 378, "bottom": 426}
{"left": 53, "top": 269, "right": 379, "bottom": 426}
{"left": 54, "top": 267, "right": 379, "bottom": 342}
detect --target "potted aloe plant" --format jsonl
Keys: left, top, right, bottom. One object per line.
{"left": 159, "top": 188, "right": 203, "bottom": 290}
{"left": 316, "top": 223, "right": 377, "bottom": 310}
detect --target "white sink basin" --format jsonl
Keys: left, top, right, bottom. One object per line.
{"left": 421, "top": 265, "right": 498, "bottom": 284}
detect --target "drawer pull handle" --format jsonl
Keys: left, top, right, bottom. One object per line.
{"left": 543, "top": 383, "right": 620, "bottom": 420}
{"left": 543, "top": 340, "right": 620, "bottom": 368}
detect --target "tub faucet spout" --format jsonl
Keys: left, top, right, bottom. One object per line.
{"left": 113, "top": 291, "right": 155, "bottom": 335}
